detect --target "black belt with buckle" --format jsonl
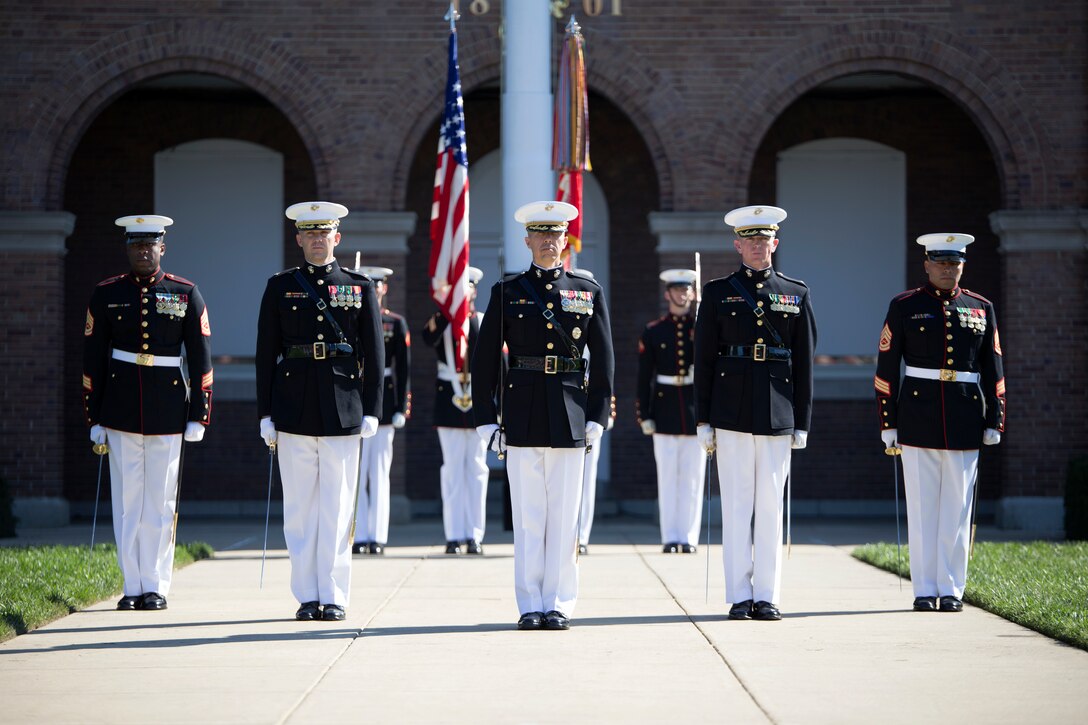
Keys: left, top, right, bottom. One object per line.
{"left": 285, "top": 342, "right": 354, "bottom": 360}
{"left": 510, "top": 355, "right": 587, "bottom": 374}
{"left": 721, "top": 344, "right": 791, "bottom": 362}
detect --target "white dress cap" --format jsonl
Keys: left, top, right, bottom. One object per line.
{"left": 514, "top": 200, "right": 579, "bottom": 231}
{"left": 571, "top": 267, "right": 595, "bottom": 279}
{"left": 356, "top": 266, "right": 394, "bottom": 281}
{"left": 468, "top": 266, "right": 484, "bottom": 285}
{"left": 115, "top": 215, "right": 174, "bottom": 235}
{"left": 286, "top": 201, "right": 349, "bottom": 230}
{"left": 724, "top": 205, "right": 787, "bottom": 237}
{"left": 659, "top": 268, "right": 697, "bottom": 286}
{"left": 917, "top": 233, "right": 974, "bottom": 261}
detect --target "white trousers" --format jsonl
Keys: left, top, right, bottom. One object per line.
{"left": 900, "top": 446, "right": 979, "bottom": 599}
{"left": 507, "top": 446, "right": 585, "bottom": 616}
{"left": 437, "top": 427, "right": 489, "bottom": 543}
{"left": 105, "top": 429, "right": 181, "bottom": 597}
{"left": 577, "top": 440, "right": 602, "bottom": 546}
{"left": 653, "top": 434, "right": 707, "bottom": 545}
{"left": 355, "top": 425, "right": 395, "bottom": 544}
{"left": 277, "top": 433, "right": 360, "bottom": 607}
{"left": 715, "top": 429, "right": 791, "bottom": 605}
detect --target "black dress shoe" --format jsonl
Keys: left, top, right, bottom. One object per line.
{"left": 141, "top": 592, "right": 167, "bottom": 610}
{"left": 752, "top": 601, "right": 781, "bottom": 621}
{"left": 517, "top": 611, "right": 544, "bottom": 630}
{"left": 543, "top": 610, "right": 571, "bottom": 630}
{"left": 577, "top": 544, "right": 588, "bottom": 555}
{"left": 939, "top": 596, "right": 963, "bottom": 612}
{"left": 728, "top": 600, "right": 753, "bottom": 620}
{"left": 912, "top": 596, "right": 938, "bottom": 612}
{"left": 322, "top": 604, "right": 346, "bottom": 621}
{"left": 465, "top": 540, "right": 483, "bottom": 555}
{"left": 117, "top": 595, "right": 142, "bottom": 611}
{"left": 662, "top": 543, "right": 679, "bottom": 553}
{"left": 352, "top": 542, "right": 369, "bottom": 555}
{"left": 369, "top": 543, "right": 385, "bottom": 555}
{"left": 445, "top": 541, "right": 462, "bottom": 554}
{"left": 680, "top": 543, "right": 697, "bottom": 554}
{"left": 296, "top": 601, "right": 322, "bottom": 621}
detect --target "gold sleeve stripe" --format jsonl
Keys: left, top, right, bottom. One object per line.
{"left": 84, "top": 310, "right": 94, "bottom": 337}
{"left": 82, "top": 374, "right": 93, "bottom": 391}
{"left": 200, "top": 308, "right": 211, "bottom": 336}
{"left": 201, "top": 371, "right": 214, "bottom": 389}
{"left": 996, "top": 378, "right": 1005, "bottom": 397}
{"left": 993, "top": 328, "right": 1002, "bottom": 356}
{"left": 874, "top": 375, "right": 891, "bottom": 395}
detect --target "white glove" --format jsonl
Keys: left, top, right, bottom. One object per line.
{"left": 697, "top": 424, "right": 716, "bottom": 454}
{"left": 361, "top": 416, "right": 379, "bottom": 438}
{"left": 880, "top": 428, "right": 897, "bottom": 449}
{"left": 89, "top": 424, "right": 106, "bottom": 445}
{"left": 391, "top": 412, "right": 407, "bottom": 429}
{"left": 606, "top": 415, "right": 615, "bottom": 431}
{"left": 640, "top": 419, "right": 656, "bottom": 436}
{"left": 983, "top": 428, "right": 1001, "bottom": 446}
{"left": 585, "top": 421, "right": 604, "bottom": 442}
{"left": 476, "top": 424, "right": 505, "bottom": 453}
{"left": 184, "top": 422, "right": 205, "bottom": 443}
{"left": 260, "top": 416, "right": 277, "bottom": 447}
{"left": 791, "top": 430, "right": 808, "bottom": 450}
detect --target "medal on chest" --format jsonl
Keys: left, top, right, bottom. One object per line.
{"left": 768, "top": 293, "right": 800, "bottom": 314}
{"left": 155, "top": 293, "right": 188, "bottom": 318}
{"left": 328, "top": 285, "right": 362, "bottom": 309}
{"left": 559, "top": 289, "right": 594, "bottom": 316}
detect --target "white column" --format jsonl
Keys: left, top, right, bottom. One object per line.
{"left": 501, "top": 0, "right": 554, "bottom": 272}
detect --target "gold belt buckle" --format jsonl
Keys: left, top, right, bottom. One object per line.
{"left": 544, "top": 355, "right": 558, "bottom": 374}
{"left": 313, "top": 342, "right": 327, "bottom": 360}
{"left": 674, "top": 375, "right": 686, "bottom": 385}
{"left": 135, "top": 353, "right": 155, "bottom": 366}
{"left": 752, "top": 344, "right": 767, "bottom": 362}
{"left": 939, "top": 368, "right": 957, "bottom": 382}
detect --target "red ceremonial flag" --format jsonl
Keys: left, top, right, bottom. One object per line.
{"left": 553, "top": 16, "right": 591, "bottom": 268}
{"left": 429, "top": 18, "right": 471, "bottom": 371}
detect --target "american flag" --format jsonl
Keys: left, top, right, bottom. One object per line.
{"left": 429, "top": 25, "right": 472, "bottom": 372}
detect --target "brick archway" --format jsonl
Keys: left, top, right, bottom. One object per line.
{"left": 386, "top": 27, "right": 683, "bottom": 212}
{"left": 13, "top": 18, "right": 336, "bottom": 211}
{"left": 706, "top": 18, "right": 1051, "bottom": 209}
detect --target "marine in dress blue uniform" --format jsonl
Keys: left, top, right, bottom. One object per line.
{"left": 637, "top": 269, "right": 706, "bottom": 553}
{"left": 875, "top": 233, "right": 1006, "bottom": 613}
{"left": 473, "top": 201, "right": 615, "bottom": 631}
{"left": 255, "top": 201, "right": 384, "bottom": 622}
{"left": 352, "top": 266, "right": 410, "bottom": 556}
{"left": 421, "top": 266, "right": 489, "bottom": 555}
{"left": 82, "top": 214, "right": 213, "bottom": 611}
{"left": 694, "top": 206, "right": 817, "bottom": 621}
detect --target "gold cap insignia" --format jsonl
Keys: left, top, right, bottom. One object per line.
{"left": 136, "top": 217, "right": 145, "bottom": 223}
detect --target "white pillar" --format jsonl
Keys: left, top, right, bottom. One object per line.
{"left": 501, "top": 0, "right": 554, "bottom": 272}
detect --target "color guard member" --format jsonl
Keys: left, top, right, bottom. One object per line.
{"left": 353, "top": 266, "right": 410, "bottom": 556}
{"left": 473, "top": 201, "right": 614, "bottom": 631}
{"left": 83, "top": 214, "right": 213, "bottom": 611}
{"left": 694, "top": 205, "right": 817, "bottom": 622}
{"left": 256, "top": 201, "right": 384, "bottom": 622}
{"left": 875, "top": 233, "right": 1005, "bottom": 613}
{"left": 421, "top": 266, "right": 489, "bottom": 555}
{"left": 637, "top": 269, "right": 706, "bottom": 554}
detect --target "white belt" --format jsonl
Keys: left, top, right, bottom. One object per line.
{"left": 905, "top": 365, "right": 979, "bottom": 384}
{"left": 112, "top": 349, "right": 182, "bottom": 367}
{"left": 436, "top": 363, "right": 470, "bottom": 383}
{"left": 656, "top": 372, "right": 694, "bottom": 386}
{"left": 383, "top": 367, "right": 394, "bottom": 377}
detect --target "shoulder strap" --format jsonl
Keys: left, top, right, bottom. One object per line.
{"left": 292, "top": 270, "right": 347, "bottom": 343}
{"left": 517, "top": 277, "right": 579, "bottom": 358}
{"left": 728, "top": 276, "right": 786, "bottom": 349}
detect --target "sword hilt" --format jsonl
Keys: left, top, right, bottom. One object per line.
{"left": 884, "top": 446, "right": 902, "bottom": 456}
{"left": 92, "top": 443, "right": 110, "bottom": 456}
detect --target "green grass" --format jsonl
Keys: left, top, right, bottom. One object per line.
{"left": 854, "top": 541, "right": 1088, "bottom": 651}
{"left": 0, "top": 541, "right": 213, "bottom": 642}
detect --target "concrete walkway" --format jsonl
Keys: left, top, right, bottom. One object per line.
{"left": 2, "top": 519, "right": 1085, "bottom": 724}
